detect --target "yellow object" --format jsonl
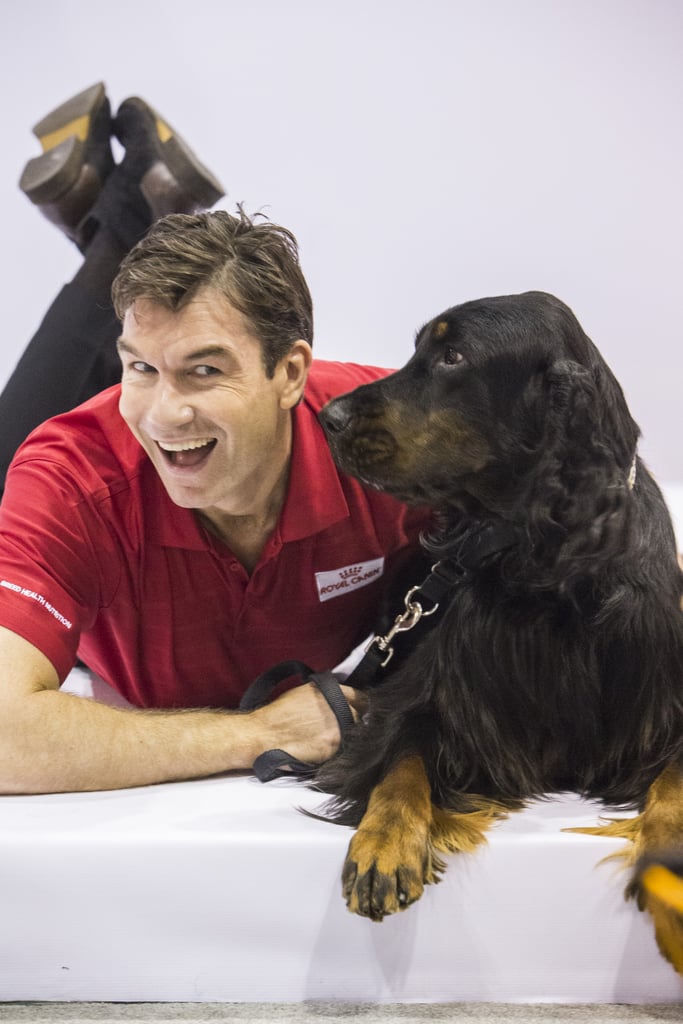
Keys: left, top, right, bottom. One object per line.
{"left": 39, "top": 115, "right": 90, "bottom": 151}
{"left": 642, "top": 864, "right": 683, "bottom": 915}
{"left": 155, "top": 117, "right": 173, "bottom": 143}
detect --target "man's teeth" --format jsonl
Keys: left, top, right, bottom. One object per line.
{"left": 158, "top": 439, "right": 214, "bottom": 452}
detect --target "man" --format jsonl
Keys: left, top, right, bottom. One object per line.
{"left": 0, "top": 88, "right": 426, "bottom": 794}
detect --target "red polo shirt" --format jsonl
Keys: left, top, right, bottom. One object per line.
{"left": 0, "top": 361, "right": 427, "bottom": 708}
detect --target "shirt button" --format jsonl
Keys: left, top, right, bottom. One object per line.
{"left": 229, "top": 561, "right": 241, "bottom": 572}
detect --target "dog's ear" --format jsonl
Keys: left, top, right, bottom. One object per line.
{"left": 524, "top": 357, "right": 639, "bottom": 587}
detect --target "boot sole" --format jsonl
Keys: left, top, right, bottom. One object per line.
{"left": 20, "top": 82, "right": 109, "bottom": 203}
{"left": 161, "top": 131, "right": 225, "bottom": 207}
{"left": 32, "top": 81, "right": 107, "bottom": 150}
{"left": 117, "top": 97, "right": 225, "bottom": 207}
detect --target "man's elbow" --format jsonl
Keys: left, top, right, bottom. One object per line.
{"left": 0, "top": 700, "right": 58, "bottom": 794}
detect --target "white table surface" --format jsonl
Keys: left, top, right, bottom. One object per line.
{"left": 1, "top": 775, "right": 680, "bottom": 1004}
{"left": 1, "top": 480, "right": 683, "bottom": 1005}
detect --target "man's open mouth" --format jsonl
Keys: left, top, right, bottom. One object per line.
{"left": 156, "top": 438, "right": 217, "bottom": 468}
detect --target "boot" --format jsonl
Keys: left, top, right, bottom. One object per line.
{"left": 19, "top": 82, "right": 114, "bottom": 251}
{"left": 78, "top": 94, "right": 226, "bottom": 253}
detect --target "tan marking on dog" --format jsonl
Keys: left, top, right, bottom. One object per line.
{"left": 342, "top": 755, "right": 435, "bottom": 920}
{"left": 379, "top": 402, "right": 491, "bottom": 477}
{"left": 342, "top": 757, "right": 511, "bottom": 920}
{"left": 431, "top": 798, "right": 512, "bottom": 857}
{"left": 566, "top": 763, "right": 683, "bottom": 975}
{"left": 433, "top": 320, "right": 450, "bottom": 339}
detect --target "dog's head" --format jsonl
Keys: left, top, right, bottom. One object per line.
{"left": 320, "top": 291, "right": 640, "bottom": 575}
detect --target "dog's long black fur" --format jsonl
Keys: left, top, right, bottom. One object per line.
{"left": 316, "top": 291, "right": 683, "bottom": 824}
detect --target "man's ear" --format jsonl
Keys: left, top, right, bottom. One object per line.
{"left": 278, "top": 340, "right": 313, "bottom": 409}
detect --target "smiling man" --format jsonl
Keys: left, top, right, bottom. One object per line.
{"left": 0, "top": 209, "right": 426, "bottom": 794}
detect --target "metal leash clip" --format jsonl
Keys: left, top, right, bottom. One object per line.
{"left": 368, "top": 575, "right": 441, "bottom": 668}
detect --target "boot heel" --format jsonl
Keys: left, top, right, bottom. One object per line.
{"left": 19, "top": 82, "right": 114, "bottom": 250}
{"left": 19, "top": 136, "right": 84, "bottom": 203}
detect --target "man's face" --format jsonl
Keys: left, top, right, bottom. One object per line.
{"left": 117, "top": 288, "right": 310, "bottom": 521}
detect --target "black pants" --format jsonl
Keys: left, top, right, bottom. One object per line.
{"left": 0, "top": 281, "right": 121, "bottom": 498}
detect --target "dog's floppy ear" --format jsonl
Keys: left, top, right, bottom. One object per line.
{"left": 525, "top": 357, "right": 639, "bottom": 587}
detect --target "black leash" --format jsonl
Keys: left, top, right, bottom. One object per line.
{"left": 239, "top": 663, "right": 355, "bottom": 782}
{"left": 239, "top": 522, "right": 518, "bottom": 781}
{"left": 340, "top": 558, "right": 460, "bottom": 689}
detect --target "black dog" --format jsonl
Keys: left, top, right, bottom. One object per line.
{"left": 316, "top": 290, "right": 683, "bottom": 975}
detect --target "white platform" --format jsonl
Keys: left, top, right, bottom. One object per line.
{"left": 0, "top": 775, "right": 681, "bottom": 1004}
{"left": 1, "top": 481, "right": 682, "bottom": 1004}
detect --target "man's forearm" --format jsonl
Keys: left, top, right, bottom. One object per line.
{"left": 0, "top": 676, "right": 356, "bottom": 795}
{"left": 0, "top": 688, "right": 263, "bottom": 794}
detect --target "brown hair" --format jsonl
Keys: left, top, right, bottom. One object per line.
{"left": 111, "top": 208, "right": 313, "bottom": 376}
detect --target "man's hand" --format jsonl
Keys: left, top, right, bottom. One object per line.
{"left": 249, "top": 682, "right": 368, "bottom": 766}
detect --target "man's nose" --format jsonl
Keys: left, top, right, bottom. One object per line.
{"left": 146, "top": 383, "right": 194, "bottom": 429}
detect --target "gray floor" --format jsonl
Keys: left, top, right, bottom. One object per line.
{"left": 0, "top": 1004, "right": 682, "bottom": 1024}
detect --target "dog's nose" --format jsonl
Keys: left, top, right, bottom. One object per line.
{"left": 320, "top": 398, "right": 352, "bottom": 434}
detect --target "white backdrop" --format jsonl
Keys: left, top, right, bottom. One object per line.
{"left": 1, "top": 0, "right": 681, "bottom": 479}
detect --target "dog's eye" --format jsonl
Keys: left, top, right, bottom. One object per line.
{"left": 443, "top": 345, "right": 464, "bottom": 366}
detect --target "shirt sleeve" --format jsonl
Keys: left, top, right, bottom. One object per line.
{"left": 0, "top": 457, "right": 112, "bottom": 681}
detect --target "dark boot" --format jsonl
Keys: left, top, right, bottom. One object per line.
{"left": 77, "top": 95, "right": 226, "bottom": 253}
{"left": 18, "top": 82, "right": 114, "bottom": 251}
{"left": 114, "top": 96, "right": 225, "bottom": 218}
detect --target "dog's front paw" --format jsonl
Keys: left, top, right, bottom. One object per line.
{"left": 341, "top": 827, "right": 431, "bottom": 921}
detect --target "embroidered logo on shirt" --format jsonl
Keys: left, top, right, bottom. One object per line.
{"left": 315, "top": 557, "right": 385, "bottom": 603}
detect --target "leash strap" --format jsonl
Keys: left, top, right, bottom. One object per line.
{"left": 238, "top": 660, "right": 314, "bottom": 711}
{"left": 240, "top": 666, "right": 354, "bottom": 781}
{"left": 347, "top": 523, "right": 518, "bottom": 684}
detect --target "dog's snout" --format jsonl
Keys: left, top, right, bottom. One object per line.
{"left": 320, "top": 398, "right": 352, "bottom": 434}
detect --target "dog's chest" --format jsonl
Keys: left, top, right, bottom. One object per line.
{"left": 432, "top": 583, "right": 594, "bottom": 716}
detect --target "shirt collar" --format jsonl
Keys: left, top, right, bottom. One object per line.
{"left": 279, "top": 398, "right": 349, "bottom": 542}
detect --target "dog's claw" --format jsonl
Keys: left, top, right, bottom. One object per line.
{"left": 342, "top": 834, "right": 428, "bottom": 920}
{"left": 341, "top": 858, "right": 358, "bottom": 904}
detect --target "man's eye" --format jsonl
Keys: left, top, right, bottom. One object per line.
{"left": 443, "top": 346, "right": 464, "bottom": 366}
{"left": 194, "top": 365, "right": 221, "bottom": 377}
{"left": 131, "top": 361, "right": 155, "bottom": 374}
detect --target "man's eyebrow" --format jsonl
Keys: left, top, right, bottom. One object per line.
{"left": 183, "top": 344, "right": 233, "bottom": 362}
{"left": 115, "top": 339, "right": 233, "bottom": 362}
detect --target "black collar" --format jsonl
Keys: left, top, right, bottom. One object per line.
{"left": 419, "top": 522, "right": 520, "bottom": 605}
